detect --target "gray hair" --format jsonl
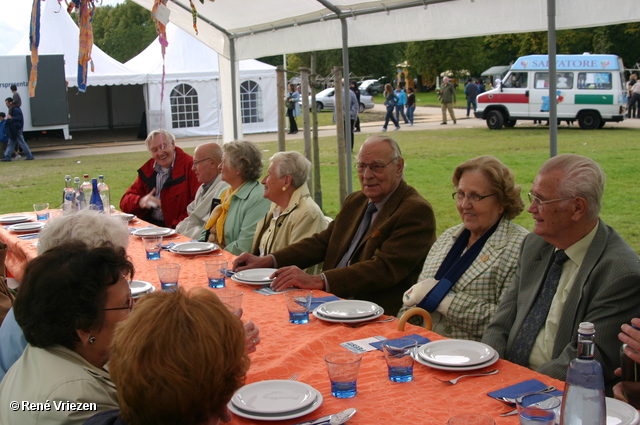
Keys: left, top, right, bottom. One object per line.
{"left": 538, "top": 154, "right": 605, "bottom": 220}
{"left": 145, "top": 129, "right": 175, "bottom": 150}
{"left": 357, "top": 135, "right": 403, "bottom": 162}
{"left": 270, "top": 151, "right": 311, "bottom": 189}
{"left": 223, "top": 140, "right": 263, "bottom": 182}
{"left": 38, "top": 209, "right": 131, "bottom": 254}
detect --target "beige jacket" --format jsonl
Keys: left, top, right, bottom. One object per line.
{"left": 0, "top": 344, "right": 118, "bottom": 425}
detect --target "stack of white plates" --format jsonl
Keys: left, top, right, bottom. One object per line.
{"left": 169, "top": 242, "right": 219, "bottom": 256}
{"left": 117, "top": 213, "right": 137, "bottom": 222}
{"left": 132, "top": 227, "right": 176, "bottom": 237}
{"left": 231, "top": 268, "right": 278, "bottom": 286}
{"left": 130, "top": 280, "right": 155, "bottom": 299}
{"left": 228, "top": 380, "right": 323, "bottom": 421}
{"left": 413, "top": 339, "right": 499, "bottom": 371}
{"left": 7, "top": 222, "right": 45, "bottom": 233}
{"left": 0, "top": 215, "right": 32, "bottom": 224}
{"left": 313, "top": 300, "right": 384, "bottom": 324}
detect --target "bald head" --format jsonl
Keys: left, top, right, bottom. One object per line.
{"left": 443, "top": 77, "right": 450, "bottom": 84}
{"left": 192, "top": 142, "right": 223, "bottom": 185}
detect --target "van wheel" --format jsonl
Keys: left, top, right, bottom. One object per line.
{"left": 598, "top": 121, "right": 606, "bottom": 129}
{"left": 486, "top": 111, "right": 504, "bottom": 129}
{"left": 578, "top": 112, "right": 601, "bottom": 130}
{"left": 504, "top": 119, "right": 517, "bottom": 128}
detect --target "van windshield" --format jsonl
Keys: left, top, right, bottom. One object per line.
{"left": 503, "top": 72, "right": 528, "bottom": 88}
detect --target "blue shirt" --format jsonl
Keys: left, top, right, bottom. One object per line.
{"left": 0, "top": 308, "right": 27, "bottom": 382}
{"left": 0, "top": 120, "right": 8, "bottom": 143}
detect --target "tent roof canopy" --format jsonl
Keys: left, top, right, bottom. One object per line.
{"left": 132, "top": 0, "right": 640, "bottom": 61}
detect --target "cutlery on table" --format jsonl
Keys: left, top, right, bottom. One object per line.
{"left": 294, "top": 408, "right": 357, "bottom": 425}
{"left": 288, "top": 372, "right": 299, "bottom": 381}
{"left": 342, "top": 317, "right": 395, "bottom": 328}
{"left": 496, "top": 385, "right": 557, "bottom": 404}
{"left": 434, "top": 368, "right": 499, "bottom": 384}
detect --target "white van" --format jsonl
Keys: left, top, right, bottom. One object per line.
{"left": 475, "top": 54, "right": 626, "bottom": 129}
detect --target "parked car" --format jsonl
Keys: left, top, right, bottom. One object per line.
{"left": 359, "top": 79, "right": 384, "bottom": 95}
{"left": 301, "top": 88, "right": 374, "bottom": 113}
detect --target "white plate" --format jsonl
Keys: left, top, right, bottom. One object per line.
{"left": 132, "top": 227, "right": 175, "bottom": 237}
{"left": 232, "top": 380, "right": 317, "bottom": 414}
{"left": 605, "top": 397, "right": 640, "bottom": 425}
{"left": 170, "top": 242, "right": 219, "bottom": 255}
{"left": 313, "top": 307, "right": 384, "bottom": 323}
{"left": 117, "top": 214, "right": 137, "bottom": 222}
{"left": 0, "top": 215, "right": 32, "bottom": 224}
{"left": 413, "top": 348, "right": 499, "bottom": 371}
{"left": 234, "top": 268, "right": 278, "bottom": 282}
{"left": 8, "top": 222, "right": 45, "bottom": 233}
{"left": 229, "top": 389, "right": 322, "bottom": 421}
{"left": 419, "top": 339, "right": 495, "bottom": 366}
{"left": 231, "top": 275, "right": 273, "bottom": 286}
{"left": 316, "top": 300, "right": 381, "bottom": 318}
{"left": 129, "top": 280, "right": 154, "bottom": 296}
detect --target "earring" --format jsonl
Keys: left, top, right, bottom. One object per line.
{"left": 282, "top": 187, "right": 287, "bottom": 191}
{"left": 89, "top": 336, "right": 96, "bottom": 345}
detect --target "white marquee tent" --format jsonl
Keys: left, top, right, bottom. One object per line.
{"left": 131, "top": 0, "right": 640, "bottom": 143}
{"left": 7, "top": 0, "right": 146, "bottom": 132}
{"left": 125, "top": 23, "right": 277, "bottom": 138}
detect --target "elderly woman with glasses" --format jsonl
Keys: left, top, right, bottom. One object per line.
{"left": 0, "top": 242, "right": 134, "bottom": 425}
{"left": 252, "top": 151, "right": 327, "bottom": 273}
{"left": 400, "top": 156, "right": 528, "bottom": 341}
{"left": 201, "top": 140, "right": 271, "bottom": 255}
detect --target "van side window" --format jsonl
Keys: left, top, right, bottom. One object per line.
{"left": 503, "top": 72, "right": 528, "bottom": 88}
{"left": 535, "top": 72, "right": 549, "bottom": 89}
{"left": 557, "top": 72, "right": 573, "bottom": 89}
{"left": 577, "top": 72, "right": 612, "bottom": 90}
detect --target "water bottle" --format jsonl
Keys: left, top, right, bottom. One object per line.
{"left": 97, "top": 175, "right": 111, "bottom": 215}
{"left": 559, "top": 322, "right": 606, "bottom": 425}
{"left": 89, "top": 178, "right": 104, "bottom": 212}
{"left": 82, "top": 174, "right": 92, "bottom": 201}
{"left": 62, "top": 175, "right": 74, "bottom": 215}
{"left": 73, "top": 176, "right": 86, "bottom": 211}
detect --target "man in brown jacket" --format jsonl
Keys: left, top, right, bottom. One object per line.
{"left": 234, "top": 135, "right": 436, "bottom": 315}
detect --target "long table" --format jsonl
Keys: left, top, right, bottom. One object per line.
{"left": 0, "top": 213, "right": 564, "bottom": 424}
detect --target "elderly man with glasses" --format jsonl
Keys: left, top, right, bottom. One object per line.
{"left": 176, "top": 142, "right": 229, "bottom": 239}
{"left": 234, "top": 135, "right": 436, "bottom": 315}
{"left": 482, "top": 154, "right": 640, "bottom": 395}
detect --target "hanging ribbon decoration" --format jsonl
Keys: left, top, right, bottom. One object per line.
{"left": 28, "top": 0, "right": 41, "bottom": 97}
{"left": 68, "top": 0, "right": 96, "bottom": 92}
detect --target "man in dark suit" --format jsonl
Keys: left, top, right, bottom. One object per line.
{"left": 482, "top": 154, "right": 640, "bottom": 392}
{"left": 234, "top": 135, "right": 436, "bottom": 315}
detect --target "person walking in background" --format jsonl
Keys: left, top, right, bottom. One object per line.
{"left": 350, "top": 81, "right": 361, "bottom": 132}
{"left": 1, "top": 98, "right": 34, "bottom": 162}
{"left": 405, "top": 87, "right": 416, "bottom": 126}
{"left": 439, "top": 77, "right": 457, "bottom": 125}
{"left": 9, "top": 85, "right": 21, "bottom": 112}
{"left": 395, "top": 86, "right": 409, "bottom": 124}
{"left": 382, "top": 84, "right": 400, "bottom": 132}
{"left": 0, "top": 113, "right": 8, "bottom": 155}
{"left": 476, "top": 79, "right": 486, "bottom": 95}
{"left": 465, "top": 78, "right": 478, "bottom": 117}
{"left": 285, "top": 83, "right": 300, "bottom": 135}
{"left": 629, "top": 74, "right": 640, "bottom": 119}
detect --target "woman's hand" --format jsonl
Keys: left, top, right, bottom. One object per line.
{"left": 244, "top": 321, "right": 260, "bottom": 354}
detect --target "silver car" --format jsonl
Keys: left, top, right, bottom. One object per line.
{"left": 302, "top": 88, "right": 374, "bottom": 113}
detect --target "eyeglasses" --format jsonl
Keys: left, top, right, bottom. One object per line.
{"left": 452, "top": 192, "right": 497, "bottom": 203}
{"left": 355, "top": 158, "right": 398, "bottom": 174}
{"left": 527, "top": 192, "right": 574, "bottom": 211}
{"left": 104, "top": 297, "right": 133, "bottom": 312}
{"left": 193, "top": 157, "right": 212, "bottom": 166}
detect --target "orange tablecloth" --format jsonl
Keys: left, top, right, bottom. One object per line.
{"left": 0, "top": 213, "right": 565, "bottom": 424}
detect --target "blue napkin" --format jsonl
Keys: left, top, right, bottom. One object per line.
{"left": 310, "top": 295, "right": 340, "bottom": 311}
{"left": 369, "top": 334, "right": 431, "bottom": 351}
{"left": 18, "top": 234, "right": 40, "bottom": 240}
{"left": 161, "top": 242, "right": 176, "bottom": 250}
{"left": 487, "top": 379, "right": 563, "bottom": 403}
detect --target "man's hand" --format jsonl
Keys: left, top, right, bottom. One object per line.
{"left": 619, "top": 318, "right": 640, "bottom": 364}
{"left": 139, "top": 188, "right": 161, "bottom": 209}
{"left": 270, "top": 266, "right": 324, "bottom": 292}
{"left": 233, "top": 253, "right": 274, "bottom": 271}
{"left": 613, "top": 382, "right": 629, "bottom": 403}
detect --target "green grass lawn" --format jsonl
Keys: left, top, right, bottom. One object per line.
{"left": 2, "top": 126, "right": 639, "bottom": 252}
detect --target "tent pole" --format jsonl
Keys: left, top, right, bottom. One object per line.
{"left": 311, "top": 52, "right": 322, "bottom": 209}
{"left": 340, "top": 16, "right": 353, "bottom": 195}
{"left": 276, "top": 65, "right": 286, "bottom": 151}
{"left": 334, "top": 67, "right": 348, "bottom": 204}
{"left": 300, "top": 67, "right": 313, "bottom": 196}
{"left": 229, "top": 41, "right": 239, "bottom": 140}
{"left": 548, "top": 0, "right": 558, "bottom": 157}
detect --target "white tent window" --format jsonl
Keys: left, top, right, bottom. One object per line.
{"left": 240, "top": 80, "right": 263, "bottom": 124}
{"left": 170, "top": 83, "right": 200, "bottom": 128}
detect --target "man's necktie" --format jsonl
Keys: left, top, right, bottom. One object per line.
{"left": 508, "top": 250, "right": 569, "bottom": 366}
{"left": 336, "top": 202, "right": 377, "bottom": 268}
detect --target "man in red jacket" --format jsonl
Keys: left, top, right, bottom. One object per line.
{"left": 120, "top": 129, "right": 199, "bottom": 228}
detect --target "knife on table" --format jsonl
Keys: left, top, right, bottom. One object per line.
{"left": 292, "top": 414, "right": 332, "bottom": 425}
